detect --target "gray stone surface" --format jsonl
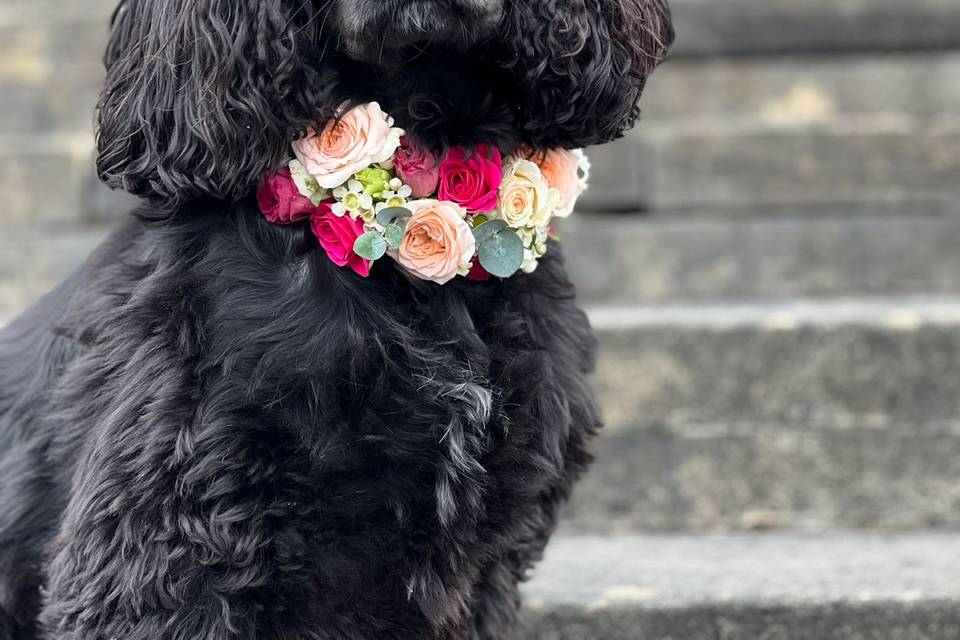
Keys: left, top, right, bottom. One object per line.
{"left": 568, "top": 422, "right": 960, "bottom": 532}
{"left": 591, "top": 300, "right": 960, "bottom": 428}
{"left": 640, "top": 52, "right": 960, "bottom": 124}
{"left": 581, "top": 116, "right": 960, "bottom": 212}
{"left": 669, "top": 0, "right": 960, "bottom": 57}
{"left": 521, "top": 533, "right": 960, "bottom": 638}
{"left": 0, "top": 223, "right": 110, "bottom": 315}
{"left": 563, "top": 209, "right": 960, "bottom": 305}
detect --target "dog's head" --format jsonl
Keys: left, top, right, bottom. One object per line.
{"left": 96, "top": 0, "right": 673, "bottom": 209}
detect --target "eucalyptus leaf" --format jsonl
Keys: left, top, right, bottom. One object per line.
{"left": 353, "top": 231, "right": 388, "bottom": 260}
{"left": 384, "top": 222, "right": 405, "bottom": 250}
{"left": 472, "top": 219, "right": 509, "bottom": 246}
{"left": 477, "top": 229, "right": 524, "bottom": 278}
{"left": 376, "top": 206, "right": 412, "bottom": 227}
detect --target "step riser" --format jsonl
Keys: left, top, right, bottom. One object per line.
{"left": 582, "top": 123, "right": 960, "bottom": 212}
{"left": 565, "top": 212, "right": 960, "bottom": 305}
{"left": 523, "top": 604, "right": 960, "bottom": 640}
{"left": 566, "top": 428, "right": 960, "bottom": 532}
{"left": 594, "top": 323, "right": 960, "bottom": 426}
{"left": 640, "top": 54, "right": 960, "bottom": 123}
{"left": 669, "top": 0, "right": 960, "bottom": 57}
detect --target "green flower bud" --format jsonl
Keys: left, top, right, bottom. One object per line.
{"left": 355, "top": 168, "right": 392, "bottom": 198}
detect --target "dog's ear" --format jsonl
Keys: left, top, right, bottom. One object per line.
{"left": 97, "top": 0, "right": 332, "bottom": 207}
{"left": 502, "top": 0, "right": 674, "bottom": 148}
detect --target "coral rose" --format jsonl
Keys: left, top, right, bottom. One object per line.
{"left": 437, "top": 145, "right": 503, "bottom": 213}
{"left": 396, "top": 200, "right": 476, "bottom": 284}
{"left": 394, "top": 137, "right": 440, "bottom": 198}
{"left": 257, "top": 167, "right": 317, "bottom": 224}
{"left": 310, "top": 204, "right": 372, "bottom": 277}
{"left": 528, "top": 148, "right": 588, "bottom": 218}
{"left": 293, "top": 102, "right": 404, "bottom": 189}
{"left": 496, "top": 159, "right": 560, "bottom": 229}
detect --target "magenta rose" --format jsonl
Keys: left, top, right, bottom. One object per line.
{"left": 437, "top": 145, "right": 503, "bottom": 214}
{"left": 257, "top": 167, "right": 316, "bottom": 224}
{"left": 310, "top": 205, "right": 372, "bottom": 277}
{"left": 394, "top": 136, "right": 440, "bottom": 198}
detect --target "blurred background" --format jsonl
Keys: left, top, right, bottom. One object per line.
{"left": 2, "top": 0, "right": 960, "bottom": 637}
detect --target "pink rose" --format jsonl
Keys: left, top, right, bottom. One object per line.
{"left": 437, "top": 145, "right": 503, "bottom": 214}
{"left": 310, "top": 204, "right": 372, "bottom": 277}
{"left": 397, "top": 200, "right": 476, "bottom": 284}
{"left": 293, "top": 102, "right": 404, "bottom": 189}
{"left": 394, "top": 137, "right": 440, "bottom": 198}
{"left": 257, "top": 167, "right": 316, "bottom": 224}
{"left": 522, "top": 148, "right": 588, "bottom": 218}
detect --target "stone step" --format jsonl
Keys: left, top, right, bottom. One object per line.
{"left": 522, "top": 532, "right": 960, "bottom": 639}
{"left": 0, "top": 223, "right": 111, "bottom": 316}
{"left": 639, "top": 52, "right": 960, "bottom": 125}
{"left": 0, "top": 0, "right": 117, "bottom": 27}
{"left": 563, "top": 208, "right": 960, "bottom": 305}
{"left": 0, "top": 136, "right": 138, "bottom": 225}
{"left": 583, "top": 114, "right": 960, "bottom": 212}
{"left": 564, "top": 298, "right": 960, "bottom": 532}
{"left": 669, "top": 0, "right": 960, "bottom": 57}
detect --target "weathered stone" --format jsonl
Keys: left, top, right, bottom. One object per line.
{"left": 579, "top": 117, "right": 960, "bottom": 212}
{"left": 669, "top": 0, "right": 960, "bottom": 57}
{"left": 640, "top": 52, "right": 960, "bottom": 124}
{"left": 566, "top": 425, "right": 960, "bottom": 532}
{"left": 563, "top": 209, "right": 960, "bottom": 305}
{"left": 522, "top": 533, "right": 960, "bottom": 638}
{"left": 0, "top": 136, "right": 96, "bottom": 223}
{"left": 0, "top": 223, "right": 110, "bottom": 315}
{"left": 592, "top": 306, "right": 960, "bottom": 427}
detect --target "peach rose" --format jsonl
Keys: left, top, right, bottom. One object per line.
{"left": 293, "top": 102, "right": 404, "bottom": 189}
{"left": 397, "top": 200, "right": 476, "bottom": 284}
{"left": 531, "top": 148, "right": 589, "bottom": 218}
{"left": 497, "top": 159, "right": 560, "bottom": 229}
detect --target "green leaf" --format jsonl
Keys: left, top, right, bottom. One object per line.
{"left": 477, "top": 229, "right": 524, "bottom": 278}
{"left": 472, "top": 219, "right": 509, "bottom": 246}
{"left": 384, "top": 221, "right": 405, "bottom": 250}
{"left": 309, "top": 190, "right": 326, "bottom": 206}
{"left": 353, "top": 231, "right": 388, "bottom": 261}
{"left": 376, "top": 206, "right": 412, "bottom": 227}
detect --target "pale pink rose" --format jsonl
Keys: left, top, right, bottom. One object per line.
{"left": 397, "top": 200, "right": 476, "bottom": 284}
{"left": 529, "top": 148, "right": 587, "bottom": 218}
{"left": 293, "top": 102, "right": 404, "bottom": 189}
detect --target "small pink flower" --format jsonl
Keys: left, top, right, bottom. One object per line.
{"left": 437, "top": 145, "right": 503, "bottom": 214}
{"left": 394, "top": 137, "right": 440, "bottom": 198}
{"left": 397, "top": 200, "right": 476, "bottom": 284}
{"left": 310, "top": 204, "right": 372, "bottom": 277}
{"left": 257, "top": 168, "right": 316, "bottom": 224}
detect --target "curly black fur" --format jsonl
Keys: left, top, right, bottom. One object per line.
{"left": 0, "top": 0, "right": 672, "bottom": 638}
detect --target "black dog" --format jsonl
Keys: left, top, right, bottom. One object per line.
{"left": 0, "top": 0, "right": 672, "bottom": 638}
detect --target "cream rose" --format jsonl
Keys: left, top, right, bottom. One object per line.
{"left": 530, "top": 148, "right": 589, "bottom": 218}
{"left": 396, "top": 200, "right": 476, "bottom": 284}
{"left": 293, "top": 102, "right": 404, "bottom": 189}
{"left": 496, "top": 159, "right": 560, "bottom": 229}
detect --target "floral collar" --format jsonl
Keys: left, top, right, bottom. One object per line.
{"left": 257, "top": 102, "right": 589, "bottom": 283}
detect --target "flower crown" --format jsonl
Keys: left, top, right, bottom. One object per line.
{"left": 257, "top": 102, "right": 590, "bottom": 283}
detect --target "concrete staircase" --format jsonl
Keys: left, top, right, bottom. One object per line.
{"left": 2, "top": 1, "right": 960, "bottom": 638}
